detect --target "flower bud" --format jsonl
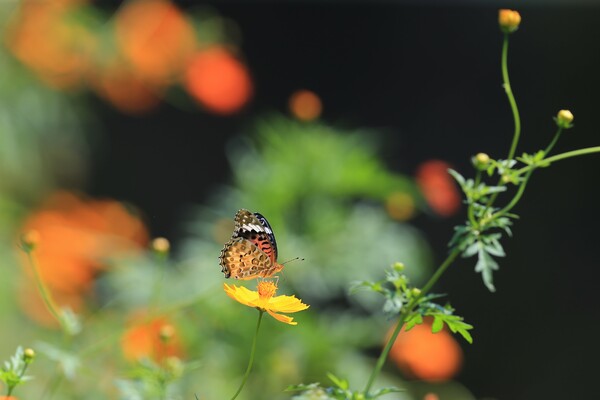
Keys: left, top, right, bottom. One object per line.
{"left": 152, "top": 237, "right": 170, "bottom": 254}
{"left": 24, "top": 348, "right": 35, "bottom": 363}
{"left": 159, "top": 324, "right": 176, "bottom": 343}
{"left": 20, "top": 230, "right": 41, "bottom": 252}
{"left": 392, "top": 262, "right": 405, "bottom": 272}
{"left": 555, "top": 109, "right": 574, "bottom": 129}
{"left": 472, "top": 153, "right": 491, "bottom": 171}
{"left": 499, "top": 9, "right": 521, "bottom": 33}
{"left": 411, "top": 288, "right": 422, "bottom": 297}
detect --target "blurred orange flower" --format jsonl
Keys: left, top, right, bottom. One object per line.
{"left": 91, "top": 58, "right": 162, "bottom": 114}
{"left": 415, "top": 160, "right": 461, "bottom": 217}
{"left": 184, "top": 47, "right": 253, "bottom": 115}
{"left": 19, "top": 191, "right": 148, "bottom": 326}
{"left": 5, "top": 0, "right": 96, "bottom": 89}
{"left": 288, "top": 89, "right": 322, "bottom": 121}
{"left": 114, "top": 0, "right": 196, "bottom": 85}
{"left": 121, "top": 315, "right": 184, "bottom": 362}
{"left": 388, "top": 317, "right": 463, "bottom": 382}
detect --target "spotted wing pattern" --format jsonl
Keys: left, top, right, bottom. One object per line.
{"left": 219, "top": 209, "right": 283, "bottom": 280}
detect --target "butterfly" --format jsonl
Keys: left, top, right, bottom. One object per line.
{"left": 219, "top": 209, "right": 284, "bottom": 280}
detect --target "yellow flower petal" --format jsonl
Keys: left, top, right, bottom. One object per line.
{"left": 224, "top": 283, "right": 309, "bottom": 325}
{"left": 266, "top": 309, "right": 297, "bottom": 325}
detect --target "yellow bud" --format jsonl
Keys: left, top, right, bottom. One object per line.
{"left": 152, "top": 237, "right": 170, "bottom": 254}
{"left": 24, "top": 348, "right": 35, "bottom": 362}
{"left": 159, "top": 324, "right": 175, "bottom": 343}
{"left": 556, "top": 109, "right": 574, "bottom": 129}
{"left": 499, "top": 9, "right": 521, "bottom": 33}
{"left": 472, "top": 152, "right": 491, "bottom": 170}
{"left": 411, "top": 288, "right": 422, "bottom": 297}
{"left": 20, "top": 230, "right": 41, "bottom": 252}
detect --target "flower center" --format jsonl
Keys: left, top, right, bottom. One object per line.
{"left": 257, "top": 281, "right": 277, "bottom": 299}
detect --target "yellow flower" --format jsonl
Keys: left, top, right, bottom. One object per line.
{"left": 224, "top": 281, "right": 309, "bottom": 325}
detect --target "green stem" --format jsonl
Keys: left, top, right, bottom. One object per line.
{"left": 26, "top": 252, "right": 65, "bottom": 330}
{"left": 502, "top": 33, "right": 521, "bottom": 160}
{"left": 467, "top": 171, "right": 482, "bottom": 227}
{"left": 543, "top": 128, "right": 564, "bottom": 156}
{"left": 230, "top": 310, "right": 264, "bottom": 400}
{"left": 494, "top": 168, "right": 534, "bottom": 218}
{"left": 6, "top": 362, "right": 30, "bottom": 396}
{"left": 484, "top": 33, "right": 522, "bottom": 211}
{"left": 362, "top": 248, "right": 462, "bottom": 396}
{"left": 515, "top": 146, "right": 600, "bottom": 176}
{"left": 150, "top": 252, "right": 168, "bottom": 311}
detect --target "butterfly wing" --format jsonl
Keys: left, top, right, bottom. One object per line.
{"left": 219, "top": 209, "right": 283, "bottom": 279}
{"left": 219, "top": 237, "right": 282, "bottom": 280}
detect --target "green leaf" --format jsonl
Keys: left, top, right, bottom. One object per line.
{"left": 327, "top": 372, "right": 349, "bottom": 390}
{"left": 404, "top": 313, "right": 423, "bottom": 331}
{"left": 369, "top": 386, "right": 404, "bottom": 397}
{"left": 475, "top": 248, "right": 499, "bottom": 292}
{"left": 431, "top": 316, "right": 444, "bottom": 333}
{"left": 447, "top": 168, "right": 465, "bottom": 187}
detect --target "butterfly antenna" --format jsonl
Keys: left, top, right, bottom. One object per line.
{"left": 281, "top": 256, "right": 304, "bottom": 265}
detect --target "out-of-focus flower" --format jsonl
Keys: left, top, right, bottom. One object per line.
{"left": 385, "top": 191, "right": 415, "bottom": 221}
{"left": 114, "top": 0, "right": 196, "bottom": 85}
{"left": 5, "top": 0, "right": 96, "bottom": 89}
{"left": 18, "top": 191, "right": 148, "bottom": 326}
{"left": 152, "top": 237, "right": 170, "bottom": 254}
{"left": 415, "top": 160, "right": 461, "bottom": 217}
{"left": 288, "top": 89, "right": 322, "bottom": 121}
{"left": 556, "top": 109, "right": 574, "bottom": 129}
{"left": 121, "top": 315, "right": 184, "bottom": 362}
{"left": 498, "top": 9, "right": 521, "bottom": 33}
{"left": 90, "top": 59, "right": 162, "bottom": 114}
{"left": 0, "top": 396, "right": 18, "bottom": 400}
{"left": 224, "top": 282, "right": 309, "bottom": 325}
{"left": 388, "top": 317, "right": 463, "bottom": 381}
{"left": 184, "top": 47, "right": 253, "bottom": 115}
{"left": 423, "top": 393, "right": 439, "bottom": 400}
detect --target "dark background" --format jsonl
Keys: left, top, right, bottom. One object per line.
{"left": 88, "top": 2, "right": 600, "bottom": 398}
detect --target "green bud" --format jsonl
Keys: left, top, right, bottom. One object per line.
{"left": 392, "top": 262, "right": 405, "bottom": 272}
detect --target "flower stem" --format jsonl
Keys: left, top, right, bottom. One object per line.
{"left": 230, "top": 310, "right": 264, "bottom": 400}
{"left": 362, "top": 247, "right": 461, "bottom": 397}
{"left": 502, "top": 33, "right": 521, "bottom": 160}
{"left": 6, "top": 362, "right": 30, "bottom": 396}
{"left": 515, "top": 146, "right": 600, "bottom": 176}
{"left": 543, "top": 127, "right": 564, "bottom": 156}
{"left": 484, "top": 33, "right": 522, "bottom": 211}
{"left": 25, "top": 251, "right": 65, "bottom": 331}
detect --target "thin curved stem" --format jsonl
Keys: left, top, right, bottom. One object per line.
{"left": 543, "top": 128, "right": 564, "bottom": 156}
{"left": 363, "top": 247, "right": 462, "bottom": 396}
{"left": 230, "top": 310, "right": 264, "bottom": 400}
{"left": 484, "top": 33, "right": 522, "bottom": 211}
{"left": 502, "top": 33, "right": 521, "bottom": 160}
{"left": 26, "top": 252, "right": 64, "bottom": 330}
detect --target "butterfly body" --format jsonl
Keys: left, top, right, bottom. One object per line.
{"left": 219, "top": 209, "right": 284, "bottom": 280}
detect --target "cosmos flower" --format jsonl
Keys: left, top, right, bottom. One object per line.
{"left": 224, "top": 281, "right": 309, "bottom": 325}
